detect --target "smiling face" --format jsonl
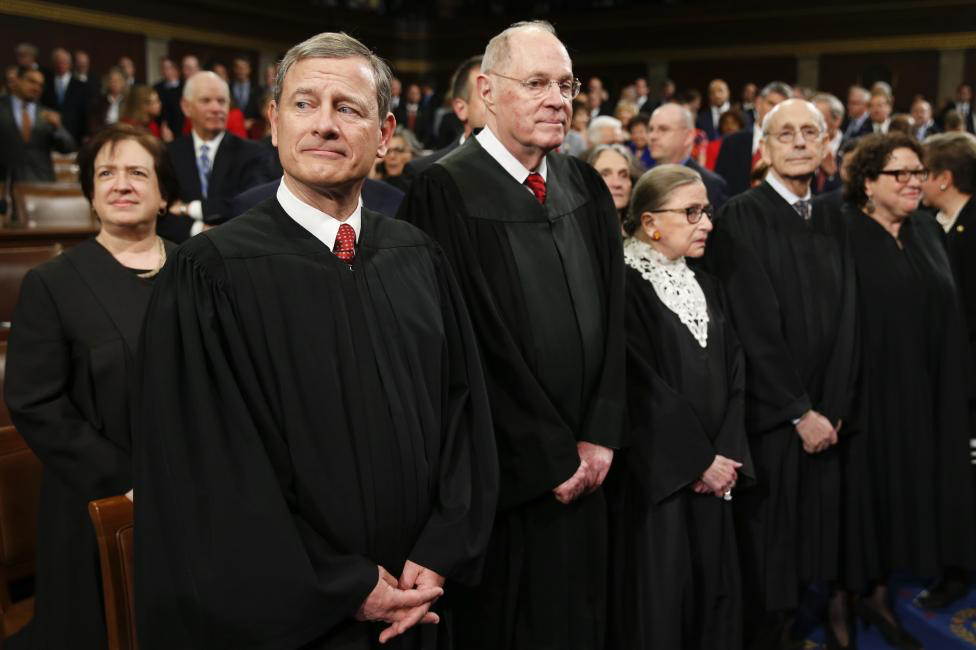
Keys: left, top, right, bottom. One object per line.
{"left": 865, "top": 147, "right": 923, "bottom": 221}
{"left": 271, "top": 56, "right": 394, "bottom": 197}
{"left": 482, "top": 28, "right": 573, "bottom": 161}
{"left": 92, "top": 138, "right": 165, "bottom": 230}
{"left": 761, "top": 99, "right": 825, "bottom": 179}
{"left": 182, "top": 73, "right": 229, "bottom": 139}
{"left": 642, "top": 181, "right": 712, "bottom": 259}
{"left": 594, "top": 149, "right": 632, "bottom": 211}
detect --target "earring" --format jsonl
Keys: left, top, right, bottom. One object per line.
{"left": 652, "top": 231, "right": 662, "bottom": 241}
{"left": 865, "top": 198, "right": 875, "bottom": 214}
{"left": 940, "top": 185, "right": 948, "bottom": 191}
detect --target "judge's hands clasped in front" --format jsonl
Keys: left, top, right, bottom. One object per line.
{"left": 553, "top": 441, "right": 614, "bottom": 504}
{"left": 694, "top": 454, "right": 742, "bottom": 497}
{"left": 795, "top": 409, "right": 840, "bottom": 454}
{"left": 356, "top": 565, "right": 444, "bottom": 644}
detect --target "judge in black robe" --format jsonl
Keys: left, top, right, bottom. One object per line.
{"left": 397, "top": 27, "right": 625, "bottom": 647}
{"left": 703, "top": 100, "right": 859, "bottom": 647}
{"left": 4, "top": 240, "right": 173, "bottom": 650}
{"left": 135, "top": 200, "right": 498, "bottom": 650}
{"left": 607, "top": 167, "right": 753, "bottom": 650}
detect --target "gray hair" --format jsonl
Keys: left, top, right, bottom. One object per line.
{"left": 393, "top": 125, "right": 422, "bottom": 155}
{"left": 652, "top": 102, "right": 694, "bottom": 130}
{"left": 274, "top": 32, "right": 393, "bottom": 118}
{"left": 183, "top": 71, "right": 229, "bottom": 101}
{"left": 588, "top": 115, "right": 622, "bottom": 144}
{"left": 812, "top": 92, "right": 845, "bottom": 122}
{"left": 760, "top": 81, "right": 793, "bottom": 101}
{"left": 624, "top": 164, "right": 702, "bottom": 236}
{"left": 482, "top": 20, "right": 561, "bottom": 75}
{"left": 583, "top": 143, "right": 646, "bottom": 182}
{"left": 761, "top": 98, "right": 827, "bottom": 137}
{"left": 50, "top": 48, "right": 71, "bottom": 64}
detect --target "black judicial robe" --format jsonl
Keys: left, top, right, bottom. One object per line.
{"left": 703, "top": 181, "right": 858, "bottom": 612}
{"left": 134, "top": 201, "right": 498, "bottom": 650}
{"left": 4, "top": 238, "right": 175, "bottom": 650}
{"left": 842, "top": 206, "right": 976, "bottom": 591}
{"left": 608, "top": 259, "right": 754, "bottom": 650}
{"left": 398, "top": 138, "right": 626, "bottom": 650}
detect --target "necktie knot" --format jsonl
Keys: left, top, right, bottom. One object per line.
{"left": 793, "top": 199, "right": 811, "bottom": 221}
{"left": 334, "top": 222, "right": 356, "bottom": 263}
{"left": 525, "top": 172, "right": 546, "bottom": 205}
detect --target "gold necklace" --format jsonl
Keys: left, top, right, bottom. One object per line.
{"left": 137, "top": 236, "right": 166, "bottom": 279}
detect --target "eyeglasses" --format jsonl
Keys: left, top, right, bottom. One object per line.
{"left": 768, "top": 127, "right": 823, "bottom": 144}
{"left": 878, "top": 168, "right": 929, "bottom": 183}
{"left": 490, "top": 72, "right": 582, "bottom": 100}
{"left": 648, "top": 204, "right": 714, "bottom": 224}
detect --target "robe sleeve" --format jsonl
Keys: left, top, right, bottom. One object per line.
{"left": 623, "top": 284, "right": 715, "bottom": 505}
{"left": 398, "top": 171, "right": 581, "bottom": 509}
{"left": 134, "top": 240, "right": 378, "bottom": 650}
{"left": 407, "top": 245, "right": 499, "bottom": 586}
{"left": 4, "top": 269, "right": 131, "bottom": 501}
{"left": 705, "top": 203, "right": 812, "bottom": 434}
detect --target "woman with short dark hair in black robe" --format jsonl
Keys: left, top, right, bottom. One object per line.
{"left": 841, "top": 132, "right": 976, "bottom": 648}
{"left": 608, "top": 164, "right": 753, "bottom": 650}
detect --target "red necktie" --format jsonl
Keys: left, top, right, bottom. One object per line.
{"left": 751, "top": 148, "right": 762, "bottom": 170}
{"left": 525, "top": 172, "right": 546, "bottom": 205}
{"left": 333, "top": 222, "right": 356, "bottom": 263}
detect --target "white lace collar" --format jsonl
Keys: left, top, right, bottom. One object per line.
{"left": 623, "top": 237, "right": 709, "bottom": 348}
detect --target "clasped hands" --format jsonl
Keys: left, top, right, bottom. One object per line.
{"left": 795, "top": 410, "right": 842, "bottom": 454}
{"left": 356, "top": 560, "right": 445, "bottom": 644}
{"left": 553, "top": 441, "right": 614, "bottom": 504}
{"left": 693, "top": 454, "right": 742, "bottom": 497}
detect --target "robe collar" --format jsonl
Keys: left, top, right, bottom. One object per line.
{"left": 276, "top": 177, "right": 362, "bottom": 252}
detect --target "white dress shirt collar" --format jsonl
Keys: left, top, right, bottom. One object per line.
{"left": 476, "top": 125, "right": 548, "bottom": 185}
{"left": 829, "top": 131, "right": 843, "bottom": 156}
{"left": 56, "top": 72, "right": 71, "bottom": 90}
{"left": 711, "top": 101, "right": 730, "bottom": 125}
{"left": 276, "top": 177, "right": 363, "bottom": 251}
{"left": 191, "top": 130, "right": 225, "bottom": 169}
{"left": 766, "top": 169, "right": 811, "bottom": 204}
{"left": 752, "top": 126, "right": 762, "bottom": 154}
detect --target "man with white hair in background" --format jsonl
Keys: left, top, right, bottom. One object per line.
{"left": 587, "top": 114, "right": 623, "bottom": 145}
{"left": 912, "top": 98, "right": 940, "bottom": 140}
{"left": 400, "top": 19, "right": 625, "bottom": 650}
{"left": 158, "top": 70, "right": 272, "bottom": 242}
{"left": 843, "top": 85, "right": 872, "bottom": 140}
{"left": 812, "top": 92, "right": 845, "bottom": 194}
{"left": 648, "top": 102, "right": 729, "bottom": 208}
{"left": 705, "top": 99, "right": 859, "bottom": 649}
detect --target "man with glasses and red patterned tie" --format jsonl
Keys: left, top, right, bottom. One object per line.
{"left": 399, "top": 20, "right": 625, "bottom": 650}
{"left": 135, "top": 32, "right": 499, "bottom": 650}
{"left": 704, "top": 99, "right": 859, "bottom": 649}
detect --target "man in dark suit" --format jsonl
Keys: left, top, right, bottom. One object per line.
{"left": 404, "top": 55, "right": 486, "bottom": 181}
{"left": 230, "top": 56, "right": 264, "bottom": 124}
{"left": 714, "top": 81, "right": 792, "bottom": 197}
{"left": 649, "top": 102, "right": 728, "bottom": 208}
{"left": 842, "top": 85, "right": 872, "bottom": 140}
{"left": 40, "top": 48, "right": 89, "bottom": 142}
{"left": 393, "top": 83, "right": 431, "bottom": 145}
{"left": 912, "top": 98, "right": 941, "bottom": 141}
{"left": 159, "top": 71, "right": 272, "bottom": 242}
{"left": 0, "top": 66, "right": 76, "bottom": 185}
{"left": 812, "top": 92, "right": 845, "bottom": 195}
{"left": 153, "top": 57, "right": 184, "bottom": 135}
{"left": 696, "top": 78, "right": 730, "bottom": 141}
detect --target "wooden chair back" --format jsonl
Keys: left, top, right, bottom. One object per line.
{"left": 0, "top": 425, "right": 41, "bottom": 638}
{"left": 51, "top": 152, "right": 80, "bottom": 184}
{"left": 88, "top": 495, "right": 137, "bottom": 650}
{"left": 11, "top": 182, "right": 94, "bottom": 229}
{"left": 0, "top": 244, "right": 62, "bottom": 327}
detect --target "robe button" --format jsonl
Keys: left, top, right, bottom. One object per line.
{"left": 957, "top": 225, "right": 965, "bottom": 233}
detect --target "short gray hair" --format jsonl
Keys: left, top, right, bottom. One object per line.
{"left": 760, "top": 81, "right": 793, "bottom": 101}
{"left": 812, "top": 92, "right": 845, "bottom": 122}
{"left": 624, "top": 164, "right": 702, "bottom": 236}
{"left": 652, "top": 102, "right": 694, "bottom": 130}
{"left": 274, "top": 32, "right": 393, "bottom": 118}
{"left": 183, "top": 71, "right": 229, "bottom": 101}
{"left": 761, "top": 98, "right": 827, "bottom": 136}
{"left": 482, "top": 20, "right": 561, "bottom": 75}
{"left": 588, "top": 115, "right": 622, "bottom": 144}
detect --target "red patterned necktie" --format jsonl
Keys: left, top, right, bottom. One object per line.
{"left": 333, "top": 222, "right": 356, "bottom": 263}
{"left": 525, "top": 172, "right": 546, "bottom": 204}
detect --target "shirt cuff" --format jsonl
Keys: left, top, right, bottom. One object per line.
{"left": 188, "top": 200, "right": 203, "bottom": 221}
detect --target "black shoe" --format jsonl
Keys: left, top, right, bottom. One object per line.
{"left": 856, "top": 599, "right": 921, "bottom": 650}
{"left": 914, "top": 575, "right": 969, "bottom": 610}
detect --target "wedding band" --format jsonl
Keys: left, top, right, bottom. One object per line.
{"left": 723, "top": 490, "right": 732, "bottom": 501}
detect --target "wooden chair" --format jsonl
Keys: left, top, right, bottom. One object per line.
{"left": 0, "top": 425, "right": 42, "bottom": 638}
{"left": 51, "top": 152, "right": 80, "bottom": 184}
{"left": 88, "top": 495, "right": 137, "bottom": 650}
{"left": 11, "top": 182, "right": 94, "bottom": 229}
{"left": 0, "top": 244, "right": 62, "bottom": 327}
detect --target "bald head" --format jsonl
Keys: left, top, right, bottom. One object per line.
{"left": 649, "top": 102, "right": 695, "bottom": 164}
{"left": 761, "top": 99, "right": 827, "bottom": 181}
{"left": 181, "top": 71, "right": 230, "bottom": 139}
{"left": 482, "top": 20, "right": 566, "bottom": 76}
{"left": 762, "top": 98, "right": 826, "bottom": 137}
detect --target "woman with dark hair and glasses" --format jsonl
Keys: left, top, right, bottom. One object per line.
{"left": 840, "top": 132, "right": 976, "bottom": 648}
{"left": 608, "top": 164, "right": 753, "bottom": 650}
{"left": 4, "top": 122, "right": 178, "bottom": 650}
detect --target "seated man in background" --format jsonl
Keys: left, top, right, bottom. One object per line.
{"left": 649, "top": 102, "right": 728, "bottom": 208}
{"left": 158, "top": 70, "right": 273, "bottom": 242}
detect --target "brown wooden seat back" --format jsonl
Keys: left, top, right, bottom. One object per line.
{"left": 11, "top": 182, "right": 94, "bottom": 229}
{"left": 51, "top": 152, "right": 80, "bottom": 184}
{"left": 0, "top": 425, "right": 42, "bottom": 637}
{"left": 88, "top": 495, "right": 137, "bottom": 650}
{"left": 0, "top": 244, "right": 62, "bottom": 327}
{"left": 0, "top": 335, "right": 9, "bottom": 427}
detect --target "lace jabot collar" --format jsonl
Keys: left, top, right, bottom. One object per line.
{"left": 623, "top": 237, "right": 709, "bottom": 347}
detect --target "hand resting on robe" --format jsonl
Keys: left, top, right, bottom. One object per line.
{"left": 553, "top": 441, "right": 614, "bottom": 504}
{"left": 795, "top": 410, "right": 839, "bottom": 454}
{"left": 693, "top": 455, "right": 742, "bottom": 497}
{"left": 356, "top": 565, "right": 443, "bottom": 644}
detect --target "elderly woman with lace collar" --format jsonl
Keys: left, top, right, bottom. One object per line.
{"left": 607, "top": 164, "right": 754, "bottom": 650}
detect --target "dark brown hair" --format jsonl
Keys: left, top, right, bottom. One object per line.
{"left": 843, "top": 132, "right": 924, "bottom": 208}
{"left": 78, "top": 123, "right": 179, "bottom": 210}
{"left": 923, "top": 132, "right": 976, "bottom": 195}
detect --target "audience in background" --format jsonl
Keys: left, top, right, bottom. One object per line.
{"left": 90, "top": 66, "right": 127, "bottom": 132}
{"left": 120, "top": 85, "right": 173, "bottom": 142}
{"left": 583, "top": 142, "right": 643, "bottom": 231}
{"left": 375, "top": 125, "right": 420, "bottom": 192}
{"left": 40, "top": 48, "right": 88, "bottom": 142}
